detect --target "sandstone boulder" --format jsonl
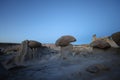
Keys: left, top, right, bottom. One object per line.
{"left": 55, "top": 35, "right": 76, "bottom": 47}
{"left": 28, "top": 40, "right": 42, "bottom": 49}
{"left": 90, "top": 40, "right": 111, "bottom": 49}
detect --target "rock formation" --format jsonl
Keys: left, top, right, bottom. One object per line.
{"left": 61, "top": 44, "right": 73, "bottom": 59}
{"left": 2, "top": 40, "right": 43, "bottom": 67}
{"left": 55, "top": 35, "right": 76, "bottom": 47}
{"left": 104, "top": 37, "right": 119, "bottom": 48}
{"left": 73, "top": 45, "right": 93, "bottom": 56}
{"left": 14, "top": 40, "right": 42, "bottom": 60}
{"left": 28, "top": 40, "right": 42, "bottom": 51}
{"left": 2, "top": 40, "right": 40, "bottom": 54}
{"left": 111, "top": 32, "right": 120, "bottom": 46}
{"left": 92, "top": 34, "right": 97, "bottom": 41}
{"left": 55, "top": 35, "right": 76, "bottom": 59}
{"left": 14, "top": 40, "right": 29, "bottom": 64}
{"left": 92, "top": 34, "right": 119, "bottom": 48}
{"left": 4, "top": 45, "right": 21, "bottom": 53}
{"left": 92, "top": 34, "right": 106, "bottom": 41}
{"left": 90, "top": 40, "right": 111, "bottom": 49}
{"left": 91, "top": 34, "right": 111, "bottom": 49}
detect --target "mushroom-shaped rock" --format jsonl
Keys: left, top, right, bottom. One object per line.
{"left": 111, "top": 32, "right": 120, "bottom": 46}
{"left": 55, "top": 35, "right": 76, "bottom": 59}
{"left": 55, "top": 35, "right": 76, "bottom": 47}
{"left": 28, "top": 40, "right": 42, "bottom": 50}
{"left": 90, "top": 40, "right": 111, "bottom": 49}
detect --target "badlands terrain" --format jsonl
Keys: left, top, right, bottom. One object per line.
{"left": 0, "top": 32, "right": 120, "bottom": 80}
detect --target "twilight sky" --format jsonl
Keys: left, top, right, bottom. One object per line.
{"left": 0, "top": 0, "right": 120, "bottom": 44}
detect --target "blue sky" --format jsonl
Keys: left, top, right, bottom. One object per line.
{"left": 0, "top": 0, "right": 120, "bottom": 44}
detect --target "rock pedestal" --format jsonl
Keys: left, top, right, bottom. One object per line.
{"left": 61, "top": 44, "right": 73, "bottom": 59}
{"left": 14, "top": 40, "right": 28, "bottom": 64}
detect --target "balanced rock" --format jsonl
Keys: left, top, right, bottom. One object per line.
{"left": 55, "top": 35, "right": 76, "bottom": 47}
{"left": 28, "top": 40, "right": 42, "bottom": 50}
{"left": 55, "top": 35, "right": 76, "bottom": 59}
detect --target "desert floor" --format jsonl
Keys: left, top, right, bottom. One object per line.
{"left": 0, "top": 47, "right": 119, "bottom": 80}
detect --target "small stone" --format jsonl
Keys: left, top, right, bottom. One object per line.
{"left": 86, "top": 65, "right": 99, "bottom": 73}
{"left": 86, "top": 64, "right": 110, "bottom": 73}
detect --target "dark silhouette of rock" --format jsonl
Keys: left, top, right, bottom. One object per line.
{"left": 90, "top": 40, "right": 111, "bottom": 49}
{"left": 55, "top": 35, "right": 76, "bottom": 47}
{"left": 111, "top": 32, "right": 120, "bottom": 46}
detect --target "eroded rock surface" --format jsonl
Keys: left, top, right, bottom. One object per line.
{"left": 0, "top": 48, "right": 119, "bottom": 80}
{"left": 111, "top": 32, "right": 120, "bottom": 46}
{"left": 90, "top": 40, "right": 111, "bottom": 49}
